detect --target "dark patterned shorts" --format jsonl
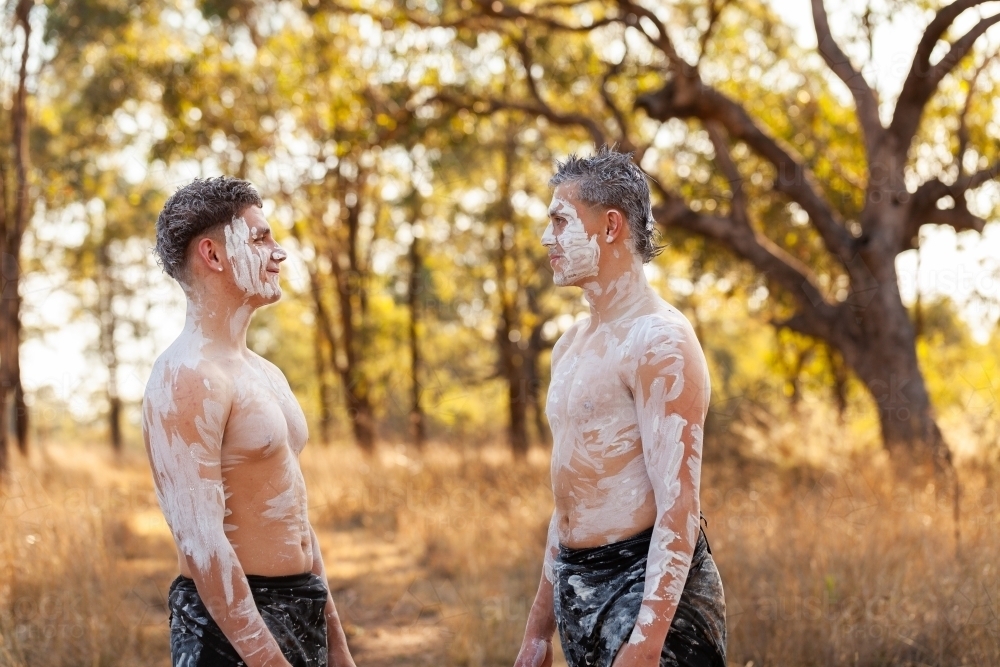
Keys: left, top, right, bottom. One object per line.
{"left": 553, "top": 526, "right": 727, "bottom": 667}
{"left": 168, "top": 572, "right": 328, "bottom": 667}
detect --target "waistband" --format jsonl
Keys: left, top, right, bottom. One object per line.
{"left": 170, "top": 571, "right": 321, "bottom": 594}
{"left": 557, "top": 526, "right": 655, "bottom": 568}
{"left": 558, "top": 525, "right": 711, "bottom": 571}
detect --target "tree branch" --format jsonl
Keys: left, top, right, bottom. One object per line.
{"left": 433, "top": 91, "right": 608, "bottom": 147}
{"left": 811, "top": 0, "right": 882, "bottom": 156}
{"left": 954, "top": 52, "right": 998, "bottom": 175}
{"left": 616, "top": 0, "right": 692, "bottom": 76}
{"left": 919, "top": 206, "right": 987, "bottom": 233}
{"left": 891, "top": 1, "right": 1000, "bottom": 149}
{"left": 705, "top": 121, "right": 749, "bottom": 225}
{"left": 907, "top": 156, "right": 999, "bottom": 242}
{"left": 473, "top": 0, "right": 618, "bottom": 32}
{"left": 597, "top": 38, "right": 635, "bottom": 151}
{"left": 638, "top": 83, "right": 857, "bottom": 265}
{"left": 697, "top": 0, "right": 732, "bottom": 66}
{"left": 652, "top": 199, "right": 848, "bottom": 341}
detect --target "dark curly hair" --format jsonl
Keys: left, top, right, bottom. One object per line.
{"left": 154, "top": 176, "right": 262, "bottom": 281}
{"left": 549, "top": 146, "right": 662, "bottom": 263}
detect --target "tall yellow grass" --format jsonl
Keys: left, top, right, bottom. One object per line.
{"left": 1, "top": 440, "right": 998, "bottom": 666}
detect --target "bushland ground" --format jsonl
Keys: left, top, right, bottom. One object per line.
{"left": 1, "top": 436, "right": 998, "bottom": 667}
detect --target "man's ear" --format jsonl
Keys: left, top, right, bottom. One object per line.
{"left": 605, "top": 208, "right": 627, "bottom": 243}
{"left": 194, "top": 235, "right": 226, "bottom": 273}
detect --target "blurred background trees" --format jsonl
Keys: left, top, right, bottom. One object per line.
{"left": 1, "top": 0, "right": 998, "bottom": 471}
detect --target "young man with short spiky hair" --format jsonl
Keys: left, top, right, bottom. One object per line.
{"left": 143, "top": 176, "right": 356, "bottom": 667}
{"left": 513, "top": 147, "right": 727, "bottom": 667}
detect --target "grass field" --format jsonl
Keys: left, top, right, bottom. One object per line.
{"left": 1, "top": 439, "right": 998, "bottom": 667}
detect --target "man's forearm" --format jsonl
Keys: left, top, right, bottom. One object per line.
{"left": 619, "top": 516, "right": 697, "bottom": 660}
{"left": 187, "top": 553, "right": 289, "bottom": 667}
{"left": 310, "top": 528, "right": 356, "bottom": 666}
{"left": 324, "top": 594, "right": 355, "bottom": 665}
{"left": 524, "top": 574, "right": 557, "bottom": 640}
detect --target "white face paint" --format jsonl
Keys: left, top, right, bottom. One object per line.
{"left": 543, "top": 197, "right": 600, "bottom": 286}
{"left": 143, "top": 197, "right": 316, "bottom": 663}
{"left": 224, "top": 215, "right": 284, "bottom": 300}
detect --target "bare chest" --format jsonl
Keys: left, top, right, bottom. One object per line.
{"left": 547, "top": 332, "right": 641, "bottom": 472}
{"left": 222, "top": 362, "right": 309, "bottom": 464}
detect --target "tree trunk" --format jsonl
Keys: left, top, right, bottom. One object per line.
{"left": 109, "top": 395, "right": 122, "bottom": 453}
{"left": 312, "top": 324, "right": 333, "bottom": 445}
{"left": 0, "top": 0, "right": 33, "bottom": 462}
{"left": 0, "top": 254, "right": 25, "bottom": 457}
{"left": 407, "top": 236, "right": 425, "bottom": 449}
{"left": 0, "top": 109, "right": 7, "bottom": 473}
{"left": 497, "top": 321, "right": 530, "bottom": 459}
{"left": 97, "top": 247, "right": 123, "bottom": 452}
{"left": 527, "top": 322, "right": 551, "bottom": 446}
{"left": 329, "top": 186, "right": 376, "bottom": 453}
{"left": 835, "top": 257, "right": 951, "bottom": 473}
{"left": 496, "top": 137, "right": 530, "bottom": 459}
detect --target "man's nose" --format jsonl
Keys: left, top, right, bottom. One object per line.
{"left": 271, "top": 244, "right": 288, "bottom": 263}
{"left": 541, "top": 223, "right": 556, "bottom": 247}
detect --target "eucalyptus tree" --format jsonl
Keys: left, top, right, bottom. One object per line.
{"left": 0, "top": 0, "right": 35, "bottom": 468}
{"left": 367, "top": 0, "right": 1000, "bottom": 471}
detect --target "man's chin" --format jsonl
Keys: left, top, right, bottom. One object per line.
{"left": 552, "top": 273, "right": 586, "bottom": 288}
{"left": 261, "top": 289, "right": 282, "bottom": 305}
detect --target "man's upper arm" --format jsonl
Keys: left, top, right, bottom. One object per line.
{"left": 628, "top": 316, "right": 709, "bottom": 512}
{"left": 144, "top": 363, "right": 233, "bottom": 571}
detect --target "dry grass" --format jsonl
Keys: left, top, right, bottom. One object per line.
{"left": 1, "top": 440, "right": 998, "bottom": 667}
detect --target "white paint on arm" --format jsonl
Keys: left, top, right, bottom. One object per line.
{"left": 143, "top": 358, "right": 288, "bottom": 665}
{"left": 621, "top": 315, "right": 708, "bottom": 647}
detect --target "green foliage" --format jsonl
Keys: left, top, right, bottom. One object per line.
{"left": 14, "top": 0, "right": 1000, "bottom": 459}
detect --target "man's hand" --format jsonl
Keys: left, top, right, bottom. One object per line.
{"left": 514, "top": 512, "right": 559, "bottom": 667}
{"left": 513, "top": 637, "right": 553, "bottom": 667}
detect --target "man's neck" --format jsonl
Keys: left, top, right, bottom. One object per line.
{"left": 182, "top": 290, "right": 255, "bottom": 351}
{"left": 580, "top": 254, "right": 652, "bottom": 324}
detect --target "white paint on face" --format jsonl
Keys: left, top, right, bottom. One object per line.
{"left": 224, "top": 216, "right": 281, "bottom": 299}
{"left": 544, "top": 197, "right": 600, "bottom": 286}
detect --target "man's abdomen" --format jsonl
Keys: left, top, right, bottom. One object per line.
{"left": 553, "top": 444, "right": 658, "bottom": 549}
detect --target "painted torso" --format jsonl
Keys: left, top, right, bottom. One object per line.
{"left": 548, "top": 300, "right": 708, "bottom": 550}
{"left": 144, "top": 330, "right": 313, "bottom": 578}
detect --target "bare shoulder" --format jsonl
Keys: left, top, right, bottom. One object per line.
{"left": 551, "top": 317, "right": 588, "bottom": 366}
{"left": 250, "top": 352, "right": 294, "bottom": 390}
{"left": 627, "top": 300, "right": 700, "bottom": 350}
{"left": 144, "top": 341, "right": 235, "bottom": 422}
{"left": 621, "top": 301, "right": 708, "bottom": 388}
